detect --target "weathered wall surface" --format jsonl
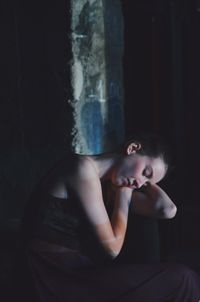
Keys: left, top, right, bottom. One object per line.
{"left": 68, "top": 0, "right": 124, "bottom": 154}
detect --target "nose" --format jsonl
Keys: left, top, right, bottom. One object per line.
{"left": 134, "top": 178, "right": 146, "bottom": 189}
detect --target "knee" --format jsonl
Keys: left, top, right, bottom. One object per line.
{"left": 166, "top": 263, "right": 200, "bottom": 286}
{"left": 167, "top": 263, "right": 193, "bottom": 276}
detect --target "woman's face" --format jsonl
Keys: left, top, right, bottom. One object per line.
{"left": 111, "top": 153, "right": 167, "bottom": 189}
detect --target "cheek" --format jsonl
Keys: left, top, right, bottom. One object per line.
{"left": 131, "top": 163, "right": 145, "bottom": 177}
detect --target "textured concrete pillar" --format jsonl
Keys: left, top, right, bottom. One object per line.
{"left": 67, "top": 0, "right": 124, "bottom": 154}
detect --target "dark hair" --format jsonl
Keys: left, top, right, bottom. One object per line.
{"left": 124, "top": 132, "right": 171, "bottom": 168}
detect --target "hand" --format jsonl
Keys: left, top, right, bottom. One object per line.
{"left": 116, "top": 186, "right": 133, "bottom": 206}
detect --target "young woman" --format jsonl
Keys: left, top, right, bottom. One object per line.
{"left": 21, "top": 134, "right": 200, "bottom": 302}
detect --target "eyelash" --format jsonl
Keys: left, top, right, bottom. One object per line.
{"left": 143, "top": 167, "right": 152, "bottom": 179}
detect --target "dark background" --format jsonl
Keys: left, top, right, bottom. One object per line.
{"left": 0, "top": 0, "right": 200, "bottom": 283}
{"left": 122, "top": 0, "right": 200, "bottom": 262}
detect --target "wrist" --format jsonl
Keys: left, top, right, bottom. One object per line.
{"left": 118, "top": 187, "right": 133, "bottom": 205}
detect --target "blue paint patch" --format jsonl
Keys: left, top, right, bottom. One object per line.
{"left": 81, "top": 101, "right": 104, "bottom": 154}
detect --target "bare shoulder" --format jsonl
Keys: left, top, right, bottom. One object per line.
{"left": 67, "top": 155, "right": 98, "bottom": 184}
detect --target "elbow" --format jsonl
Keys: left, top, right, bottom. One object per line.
{"left": 105, "top": 245, "right": 121, "bottom": 259}
{"left": 109, "top": 249, "right": 120, "bottom": 259}
{"left": 103, "top": 237, "right": 123, "bottom": 259}
{"left": 162, "top": 203, "right": 177, "bottom": 219}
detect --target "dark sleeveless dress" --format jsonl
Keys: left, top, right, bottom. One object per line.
{"left": 20, "top": 184, "right": 200, "bottom": 302}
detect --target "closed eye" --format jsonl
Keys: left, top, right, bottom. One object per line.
{"left": 143, "top": 166, "right": 153, "bottom": 179}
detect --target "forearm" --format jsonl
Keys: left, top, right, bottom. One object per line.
{"left": 145, "top": 183, "right": 177, "bottom": 218}
{"left": 106, "top": 187, "right": 132, "bottom": 256}
{"left": 131, "top": 183, "right": 177, "bottom": 219}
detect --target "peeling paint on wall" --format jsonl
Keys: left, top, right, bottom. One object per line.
{"left": 68, "top": 0, "right": 124, "bottom": 154}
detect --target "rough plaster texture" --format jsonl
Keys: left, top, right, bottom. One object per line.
{"left": 68, "top": 0, "right": 124, "bottom": 154}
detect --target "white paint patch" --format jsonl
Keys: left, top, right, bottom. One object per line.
{"left": 97, "top": 79, "right": 106, "bottom": 102}
{"left": 89, "top": 0, "right": 98, "bottom": 5}
{"left": 72, "top": 59, "right": 83, "bottom": 101}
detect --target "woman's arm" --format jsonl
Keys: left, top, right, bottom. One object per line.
{"left": 107, "top": 186, "right": 133, "bottom": 257}
{"left": 69, "top": 158, "right": 132, "bottom": 258}
{"left": 130, "top": 183, "right": 177, "bottom": 219}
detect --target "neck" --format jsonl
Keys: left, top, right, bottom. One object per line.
{"left": 88, "top": 153, "right": 120, "bottom": 180}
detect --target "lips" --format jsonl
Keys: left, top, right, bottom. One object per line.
{"left": 127, "top": 178, "right": 131, "bottom": 186}
{"left": 127, "top": 178, "right": 136, "bottom": 188}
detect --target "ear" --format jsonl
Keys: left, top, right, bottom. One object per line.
{"left": 126, "top": 142, "right": 141, "bottom": 155}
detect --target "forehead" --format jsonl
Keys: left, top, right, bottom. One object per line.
{"left": 145, "top": 156, "right": 166, "bottom": 183}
